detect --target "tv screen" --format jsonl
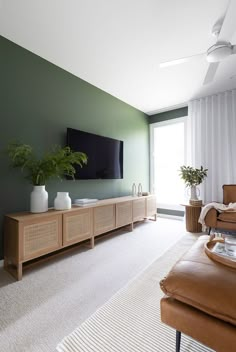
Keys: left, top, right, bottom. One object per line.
{"left": 67, "top": 128, "right": 123, "bottom": 179}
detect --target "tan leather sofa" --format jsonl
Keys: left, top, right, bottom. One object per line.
{"left": 160, "top": 235, "right": 236, "bottom": 352}
{"left": 205, "top": 184, "right": 236, "bottom": 234}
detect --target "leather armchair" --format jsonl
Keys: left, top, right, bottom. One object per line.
{"left": 160, "top": 235, "right": 236, "bottom": 352}
{"left": 205, "top": 184, "right": 236, "bottom": 234}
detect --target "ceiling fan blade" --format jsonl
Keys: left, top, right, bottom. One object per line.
{"left": 160, "top": 53, "right": 205, "bottom": 68}
{"left": 203, "top": 62, "right": 219, "bottom": 85}
{"left": 218, "top": 0, "right": 236, "bottom": 41}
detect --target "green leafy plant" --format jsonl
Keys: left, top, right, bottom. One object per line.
{"left": 179, "top": 165, "right": 208, "bottom": 187}
{"left": 7, "top": 142, "right": 88, "bottom": 185}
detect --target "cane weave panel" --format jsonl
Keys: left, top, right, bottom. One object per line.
{"left": 133, "top": 199, "right": 146, "bottom": 221}
{"left": 65, "top": 212, "right": 91, "bottom": 242}
{"left": 94, "top": 205, "right": 115, "bottom": 235}
{"left": 23, "top": 220, "right": 59, "bottom": 259}
{"left": 116, "top": 201, "right": 132, "bottom": 227}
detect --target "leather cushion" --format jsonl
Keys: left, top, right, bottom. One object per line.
{"left": 161, "top": 296, "right": 236, "bottom": 352}
{"left": 223, "top": 184, "right": 236, "bottom": 204}
{"left": 160, "top": 235, "right": 236, "bottom": 325}
{"left": 218, "top": 212, "right": 236, "bottom": 223}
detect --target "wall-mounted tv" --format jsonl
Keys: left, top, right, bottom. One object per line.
{"left": 67, "top": 128, "right": 123, "bottom": 179}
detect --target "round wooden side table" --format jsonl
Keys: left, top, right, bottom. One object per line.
{"left": 181, "top": 204, "right": 203, "bottom": 233}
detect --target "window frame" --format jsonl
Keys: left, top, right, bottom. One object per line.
{"left": 150, "top": 116, "right": 187, "bottom": 211}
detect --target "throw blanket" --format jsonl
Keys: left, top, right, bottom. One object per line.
{"left": 199, "top": 202, "right": 236, "bottom": 227}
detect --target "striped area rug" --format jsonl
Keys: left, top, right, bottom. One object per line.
{"left": 57, "top": 234, "right": 213, "bottom": 352}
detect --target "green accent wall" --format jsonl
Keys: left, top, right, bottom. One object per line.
{"left": 0, "top": 36, "right": 149, "bottom": 259}
{"left": 148, "top": 106, "right": 188, "bottom": 124}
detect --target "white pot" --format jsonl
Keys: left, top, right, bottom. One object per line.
{"left": 54, "top": 192, "right": 71, "bottom": 210}
{"left": 190, "top": 185, "right": 200, "bottom": 200}
{"left": 30, "top": 185, "right": 48, "bottom": 213}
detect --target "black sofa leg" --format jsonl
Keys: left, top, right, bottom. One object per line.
{"left": 208, "top": 227, "right": 211, "bottom": 236}
{"left": 176, "top": 330, "right": 181, "bottom": 352}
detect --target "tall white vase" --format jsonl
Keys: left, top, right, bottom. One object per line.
{"left": 190, "top": 185, "right": 200, "bottom": 200}
{"left": 54, "top": 192, "right": 71, "bottom": 210}
{"left": 30, "top": 185, "right": 48, "bottom": 213}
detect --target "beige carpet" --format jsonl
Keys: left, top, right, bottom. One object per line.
{"left": 57, "top": 234, "right": 213, "bottom": 352}
{"left": 0, "top": 218, "right": 188, "bottom": 352}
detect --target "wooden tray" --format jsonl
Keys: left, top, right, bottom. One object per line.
{"left": 205, "top": 240, "right": 236, "bottom": 269}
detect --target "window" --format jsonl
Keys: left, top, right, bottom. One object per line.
{"left": 150, "top": 117, "right": 187, "bottom": 211}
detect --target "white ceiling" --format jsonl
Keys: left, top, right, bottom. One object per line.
{"left": 1, "top": 0, "right": 236, "bottom": 114}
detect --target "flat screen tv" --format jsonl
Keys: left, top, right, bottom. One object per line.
{"left": 66, "top": 128, "right": 123, "bottom": 179}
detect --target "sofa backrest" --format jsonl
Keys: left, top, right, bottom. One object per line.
{"left": 223, "top": 184, "right": 236, "bottom": 204}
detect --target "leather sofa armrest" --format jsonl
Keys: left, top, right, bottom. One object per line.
{"left": 204, "top": 208, "right": 218, "bottom": 228}
{"left": 159, "top": 236, "right": 236, "bottom": 326}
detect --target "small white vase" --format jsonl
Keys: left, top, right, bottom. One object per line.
{"left": 190, "top": 185, "right": 200, "bottom": 200}
{"left": 54, "top": 192, "right": 71, "bottom": 210}
{"left": 30, "top": 185, "right": 48, "bottom": 213}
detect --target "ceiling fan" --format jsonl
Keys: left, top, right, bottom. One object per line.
{"left": 160, "top": 0, "right": 236, "bottom": 85}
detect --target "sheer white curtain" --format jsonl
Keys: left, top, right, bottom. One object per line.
{"left": 188, "top": 89, "right": 236, "bottom": 203}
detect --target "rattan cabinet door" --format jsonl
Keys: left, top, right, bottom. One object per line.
{"left": 116, "top": 201, "right": 132, "bottom": 227}
{"left": 94, "top": 205, "right": 115, "bottom": 236}
{"left": 146, "top": 196, "right": 156, "bottom": 217}
{"left": 63, "top": 208, "right": 93, "bottom": 247}
{"left": 133, "top": 198, "right": 146, "bottom": 221}
{"left": 20, "top": 214, "right": 62, "bottom": 261}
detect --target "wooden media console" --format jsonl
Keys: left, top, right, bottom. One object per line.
{"left": 4, "top": 195, "right": 156, "bottom": 280}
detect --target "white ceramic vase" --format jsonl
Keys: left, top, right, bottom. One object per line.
{"left": 30, "top": 185, "right": 48, "bottom": 213}
{"left": 190, "top": 185, "right": 200, "bottom": 200}
{"left": 54, "top": 192, "right": 71, "bottom": 210}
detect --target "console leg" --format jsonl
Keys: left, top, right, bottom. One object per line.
{"left": 90, "top": 237, "right": 95, "bottom": 249}
{"left": 176, "top": 331, "right": 181, "bottom": 352}
{"left": 148, "top": 214, "right": 157, "bottom": 221}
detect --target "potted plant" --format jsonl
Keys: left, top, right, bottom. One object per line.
{"left": 179, "top": 165, "right": 208, "bottom": 202}
{"left": 7, "top": 142, "right": 87, "bottom": 213}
